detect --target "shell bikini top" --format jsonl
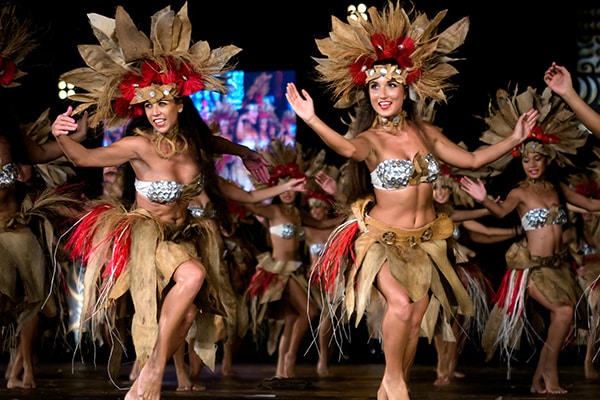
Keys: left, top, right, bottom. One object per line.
{"left": 269, "top": 223, "right": 298, "bottom": 239}
{"left": 135, "top": 175, "right": 204, "bottom": 205}
{"left": 370, "top": 153, "right": 440, "bottom": 190}
{"left": 309, "top": 243, "right": 325, "bottom": 258}
{"left": 520, "top": 205, "right": 567, "bottom": 231}
{"left": 0, "top": 163, "right": 18, "bottom": 189}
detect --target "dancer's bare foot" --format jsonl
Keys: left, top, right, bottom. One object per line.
{"left": 530, "top": 376, "right": 547, "bottom": 394}
{"left": 451, "top": 370, "right": 466, "bottom": 378}
{"left": 544, "top": 384, "right": 567, "bottom": 394}
{"left": 433, "top": 375, "right": 450, "bottom": 386}
{"left": 125, "top": 361, "right": 163, "bottom": 400}
{"left": 176, "top": 383, "right": 205, "bottom": 391}
{"left": 379, "top": 377, "right": 409, "bottom": 400}
{"left": 316, "top": 360, "right": 330, "bottom": 378}
{"left": 530, "top": 375, "right": 567, "bottom": 394}
{"left": 221, "top": 366, "right": 237, "bottom": 377}
{"left": 175, "top": 368, "right": 200, "bottom": 392}
{"left": 6, "top": 377, "right": 36, "bottom": 389}
{"left": 541, "top": 372, "right": 567, "bottom": 394}
{"left": 6, "top": 363, "right": 35, "bottom": 389}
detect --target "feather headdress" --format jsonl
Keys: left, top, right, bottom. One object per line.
{"left": 313, "top": 0, "right": 469, "bottom": 109}
{"left": 436, "top": 163, "right": 475, "bottom": 209}
{"left": 255, "top": 139, "right": 326, "bottom": 188}
{"left": 568, "top": 158, "right": 600, "bottom": 245}
{"left": 478, "top": 85, "right": 588, "bottom": 175}
{"left": 0, "top": 4, "right": 37, "bottom": 88}
{"left": 22, "top": 108, "right": 76, "bottom": 188}
{"left": 61, "top": 2, "right": 241, "bottom": 128}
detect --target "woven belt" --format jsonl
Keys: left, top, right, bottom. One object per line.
{"left": 363, "top": 214, "right": 453, "bottom": 248}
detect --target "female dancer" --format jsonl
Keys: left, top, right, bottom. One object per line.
{"left": 50, "top": 4, "right": 268, "bottom": 400}
{"left": 460, "top": 84, "right": 594, "bottom": 395}
{"left": 285, "top": 3, "right": 537, "bottom": 398}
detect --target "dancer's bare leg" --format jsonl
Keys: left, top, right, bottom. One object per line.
{"left": 7, "top": 313, "right": 39, "bottom": 389}
{"left": 376, "top": 262, "right": 429, "bottom": 400}
{"left": 125, "top": 259, "right": 205, "bottom": 400}
{"left": 283, "top": 279, "right": 317, "bottom": 378}
{"left": 129, "top": 359, "right": 140, "bottom": 381}
{"left": 4, "top": 347, "right": 16, "bottom": 381}
{"left": 447, "top": 317, "right": 466, "bottom": 379}
{"left": 317, "top": 309, "right": 334, "bottom": 378}
{"left": 221, "top": 335, "right": 240, "bottom": 377}
{"left": 528, "top": 283, "right": 572, "bottom": 394}
{"left": 584, "top": 314, "right": 599, "bottom": 380}
{"left": 275, "top": 308, "right": 295, "bottom": 378}
{"left": 433, "top": 334, "right": 449, "bottom": 386}
{"left": 187, "top": 340, "right": 204, "bottom": 380}
{"left": 172, "top": 342, "right": 205, "bottom": 391}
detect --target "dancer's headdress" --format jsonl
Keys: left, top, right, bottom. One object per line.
{"left": 569, "top": 155, "right": 600, "bottom": 243}
{"left": 61, "top": 2, "right": 241, "bottom": 128}
{"left": 0, "top": 4, "right": 37, "bottom": 88}
{"left": 436, "top": 163, "right": 475, "bottom": 208}
{"left": 255, "top": 139, "right": 326, "bottom": 188}
{"left": 478, "top": 85, "right": 588, "bottom": 175}
{"left": 313, "top": 0, "right": 469, "bottom": 109}
{"left": 23, "top": 108, "right": 76, "bottom": 187}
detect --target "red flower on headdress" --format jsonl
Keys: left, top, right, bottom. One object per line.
{"left": 574, "top": 181, "right": 600, "bottom": 199}
{"left": 0, "top": 57, "right": 17, "bottom": 86}
{"left": 439, "top": 163, "right": 451, "bottom": 177}
{"left": 406, "top": 69, "right": 421, "bottom": 85}
{"left": 176, "top": 61, "right": 204, "bottom": 96}
{"left": 114, "top": 97, "right": 143, "bottom": 118}
{"left": 349, "top": 56, "right": 373, "bottom": 86}
{"left": 349, "top": 35, "right": 418, "bottom": 87}
{"left": 227, "top": 199, "right": 247, "bottom": 219}
{"left": 528, "top": 126, "right": 559, "bottom": 144}
{"left": 371, "top": 34, "right": 414, "bottom": 69}
{"left": 304, "top": 189, "right": 334, "bottom": 207}
{"left": 511, "top": 126, "right": 560, "bottom": 158}
{"left": 115, "top": 68, "right": 156, "bottom": 117}
{"left": 268, "top": 163, "right": 306, "bottom": 186}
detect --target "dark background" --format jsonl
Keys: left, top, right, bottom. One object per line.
{"left": 6, "top": 0, "right": 592, "bottom": 366}
{"left": 11, "top": 0, "right": 582, "bottom": 156}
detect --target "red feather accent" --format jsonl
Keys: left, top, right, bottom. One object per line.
{"left": 507, "top": 271, "right": 524, "bottom": 315}
{"left": 177, "top": 62, "right": 205, "bottom": 96}
{"left": 528, "top": 125, "right": 561, "bottom": 144}
{"left": 0, "top": 57, "right": 17, "bottom": 86}
{"left": 65, "top": 204, "right": 116, "bottom": 260}
{"left": 349, "top": 56, "right": 373, "bottom": 86}
{"left": 312, "top": 221, "right": 359, "bottom": 294}
{"left": 458, "top": 261, "right": 496, "bottom": 299}
{"left": 247, "top": 268, "right": 284, "bottom": 297}
{"left": 492, "top": 269, "right": 511, "bottom": 305}
{"left": 494, "top": 269, "right": 525, "bottom": 316}
{"left": 101, "top": 218, "right": 133, "bottom": 279}
{"left": 65, "top": 203, "right": 133, "bottom": 280}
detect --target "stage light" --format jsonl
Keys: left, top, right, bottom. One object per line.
{"left": 347, "top": 3, "right": 368, "bottom": 21}
{"left": 58, "top": 80, "right": 75, "bottom": 99}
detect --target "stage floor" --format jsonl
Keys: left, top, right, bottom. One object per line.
{"left": 0, "top": 358, "right": 597, "bottom": 400}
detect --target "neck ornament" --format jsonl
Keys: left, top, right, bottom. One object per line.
{"left": 373, "top": 110, "right": 407, "bottom": 131}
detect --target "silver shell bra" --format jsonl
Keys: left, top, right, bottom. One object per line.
{"left": 269, "top": 223, "right": 297, "bottom": 239}
{"left": 370, "top": 153, "right": 440, "bottom": 190}
{"left": 520, "top": 205, "right": 567, "bottom": 231}
{"left": 0, "top": 163, "right": 18, "bottom": 189}
{"left": 135, "top": 175, "right": 204, "bottom": 205}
